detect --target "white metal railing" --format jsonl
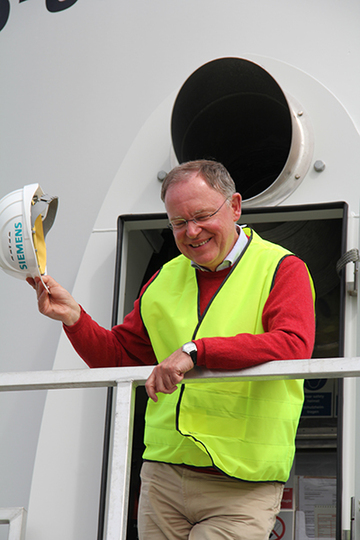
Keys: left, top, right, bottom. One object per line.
{"left": 1, "top": 356, "right": 360, "bottom": 540}
{"left": 0, "top": 507, "right": 27, "bottom": 540}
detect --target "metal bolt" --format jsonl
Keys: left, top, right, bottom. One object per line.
{"left": 295, "top": 174, "right": 301, "bottom": 180}
{"left": 298, "top": 111, "right": 303, "bottom": 117}
{"left": 157, "top": 170, "right": 168, "bottom": 182}
{"left": 314, "top": 160, "right": 326, "bottom": 173}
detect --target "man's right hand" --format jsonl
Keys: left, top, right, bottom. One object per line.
{"left": 27, "top": 275, "right": 81, "bottom": 326}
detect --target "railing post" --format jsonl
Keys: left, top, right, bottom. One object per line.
{"left": 104, "top": 380, "right": 136, "bottom": 540}
{"left": 0, "top": 507, "right": 27, "bottom": 540}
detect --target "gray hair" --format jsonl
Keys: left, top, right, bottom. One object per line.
{"left": 161, "top": 160, "right": 236, "bottom": 202}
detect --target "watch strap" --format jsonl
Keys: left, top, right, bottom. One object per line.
{"left": 182, "top": 341, "right": 197, "bottom": 366}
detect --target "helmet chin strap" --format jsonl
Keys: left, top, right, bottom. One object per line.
{"left": 31, "top": 198, "right": 55, "bottom": 294}
{"left": 40, "top": 275, "right": 51, "bottom": 294}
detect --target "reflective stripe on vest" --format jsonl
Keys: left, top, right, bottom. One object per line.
{"left": 140, "top": 228, "right": 310, "bottom": 482}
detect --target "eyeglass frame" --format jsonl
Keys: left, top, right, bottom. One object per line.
{"left": 168, "top": 197, "right": 231, "bottom": 231}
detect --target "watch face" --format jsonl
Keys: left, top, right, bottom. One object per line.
{"left": 183, "top": 342, "right": 196, "bottom": 354}
{"left": 182, "top": 342, "right": 197, "bottom": 365}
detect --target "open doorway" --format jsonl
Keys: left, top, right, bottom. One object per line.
{"left": 103, "top": 201, "right": 346, "bottom": 540}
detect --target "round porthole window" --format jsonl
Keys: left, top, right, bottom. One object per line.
{"left": 171, "top": 57, "right": 313, "bottom": 207}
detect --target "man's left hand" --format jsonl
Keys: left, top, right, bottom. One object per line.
{"left": 145, "top": 349, "right": 195, "bottom": 402}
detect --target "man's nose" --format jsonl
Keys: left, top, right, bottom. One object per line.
{"left": 186, "top": 219, "right": 202, "bottom": 237}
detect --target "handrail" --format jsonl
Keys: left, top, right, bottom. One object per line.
{"left": 1, "top": 356, "right": 358, "bottom": 540}
{"left": 0, "top": 356, "right": 358, "bottom": 393}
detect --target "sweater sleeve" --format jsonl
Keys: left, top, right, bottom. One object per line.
{"left": 63, "top": 285, "right": 157, "bottom": 369}
{"left": 194, "top": 255, "right": 316, "bottom": 370}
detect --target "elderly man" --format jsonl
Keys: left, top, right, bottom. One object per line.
{"left": 30, "top": 160, "right": 315, "bottom": 540}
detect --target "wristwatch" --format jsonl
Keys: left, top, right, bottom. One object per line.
{"left": 182, "top": 341, "right": 197, "bottom": 366}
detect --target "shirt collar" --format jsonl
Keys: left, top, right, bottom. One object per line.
{"left": 191, "top": 225, "right": 249, "bottom": 272}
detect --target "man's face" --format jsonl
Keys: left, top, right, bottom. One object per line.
{"left": 165, "top": 173, "right": 242, "bottom": 271}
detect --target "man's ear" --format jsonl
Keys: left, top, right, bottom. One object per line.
{"left": 231, "top": 193, "right": 242, "bottom": 221}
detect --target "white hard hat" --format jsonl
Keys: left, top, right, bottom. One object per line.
{"left": 0, "top": 184, "right": 58, "bottom": 281}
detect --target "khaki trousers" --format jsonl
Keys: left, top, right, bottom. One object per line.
{"left": 138, "top": 462, "right": 284, "bottom": 540}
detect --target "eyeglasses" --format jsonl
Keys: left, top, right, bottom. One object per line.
{"left": 168, "top": 198, "right": 230, "bottom": 230}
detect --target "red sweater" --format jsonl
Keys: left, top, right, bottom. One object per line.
{"left": 64, "top": 255, "right": 315, "bottom": 370}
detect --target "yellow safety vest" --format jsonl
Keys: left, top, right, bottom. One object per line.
{"left": 140, "top": 228, "right": 312, "bottom": 482}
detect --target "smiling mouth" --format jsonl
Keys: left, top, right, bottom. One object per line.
{"left": 190, "top": 238, "right": 211, "bottom": 248}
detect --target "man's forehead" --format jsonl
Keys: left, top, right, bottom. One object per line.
{"left": 165, "top": 173, "right": 217, "bottom": 198}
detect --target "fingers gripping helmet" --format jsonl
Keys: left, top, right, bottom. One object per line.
{"left": 0, "top": 184, "right": 58, "bottom": 280}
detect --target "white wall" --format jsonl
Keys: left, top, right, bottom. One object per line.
{"left": 0, "top": 0, "right": 359, "bottom": 538}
